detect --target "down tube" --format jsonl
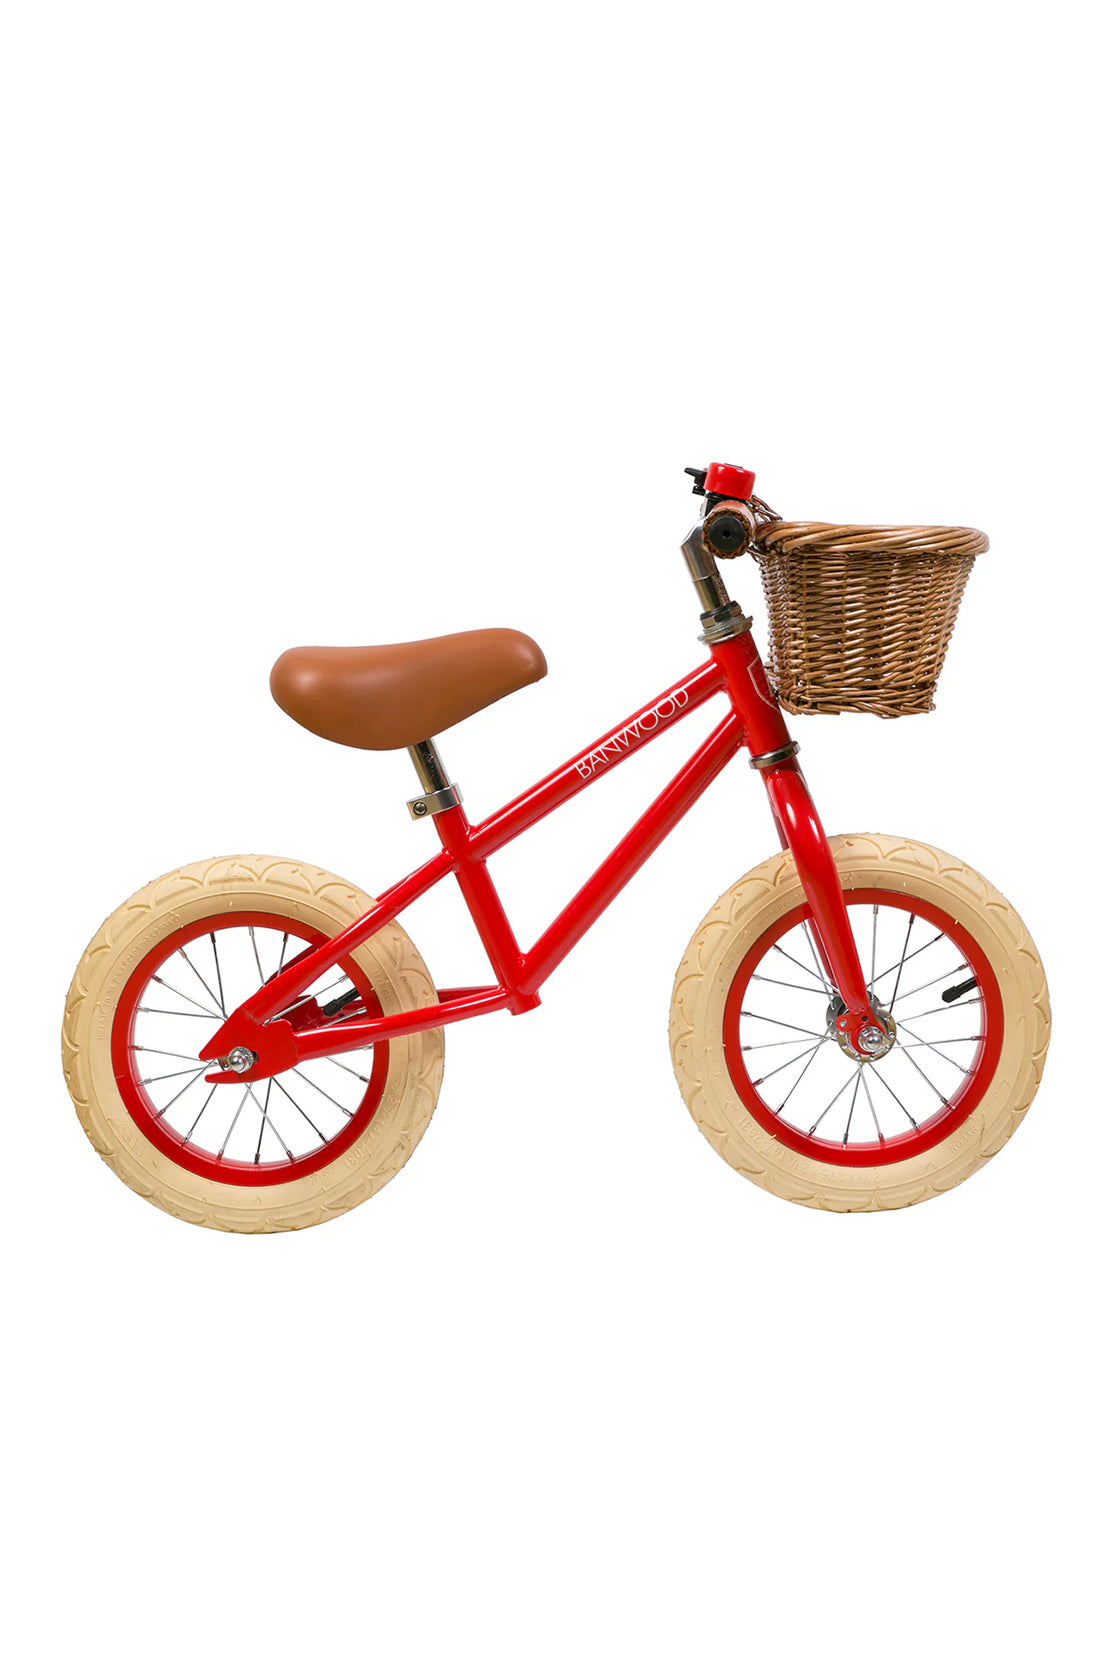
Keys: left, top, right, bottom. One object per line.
{"left": 521, "top": 707, "right": 745, "bottom": 992}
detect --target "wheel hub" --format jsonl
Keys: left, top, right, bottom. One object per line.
{"left": 826, "top": 994, "right": 897, "bottom": 1061}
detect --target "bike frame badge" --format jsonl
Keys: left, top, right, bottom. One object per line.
{"left": 575, "top": 688, "right": 691, "bottom": 780}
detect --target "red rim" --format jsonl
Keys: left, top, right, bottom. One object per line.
{"left": 722, "top": 889, "right": 1004, "bottom": 1167}
{"left": 111, "top": 912, "right": 390, "bottom": 1186}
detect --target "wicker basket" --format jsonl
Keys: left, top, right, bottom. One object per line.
{"left": 753, "top": 521, "right": 989, "bottom": 718}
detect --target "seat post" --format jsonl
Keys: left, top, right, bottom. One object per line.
{"left": 406, "top": 739, "right": 464, "bottom": 820}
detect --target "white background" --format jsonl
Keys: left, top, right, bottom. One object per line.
{"left": 3, "top": 3, "right": 1095, "bottom": 1675}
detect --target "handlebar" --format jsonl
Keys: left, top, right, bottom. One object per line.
{"left": 681, "top": 461, "right": 774, "bottom": 642}
{"left": 702, "top": 498, "right": 755, "bottom": 559}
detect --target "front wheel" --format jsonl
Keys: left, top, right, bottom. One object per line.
{"left": 62, "top": 856, "right": 445, "bottom": 1233}
{"left": 669, "top": 834, "right": 1049, "bottom": 1212}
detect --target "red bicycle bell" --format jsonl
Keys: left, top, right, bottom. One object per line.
{"left": 703, "top": 462, "right": 756, "bottom": 500}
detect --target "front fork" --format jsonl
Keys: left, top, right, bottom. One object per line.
{"left": 700, "top": 597, "right": 876, "bottom": 1042}
{"left": 759, "top": 758, "right": 875, "bottom": 1038}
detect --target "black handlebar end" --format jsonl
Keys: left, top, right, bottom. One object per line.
{"left": 702, "top": 509, "right": 752, "bottom": 559}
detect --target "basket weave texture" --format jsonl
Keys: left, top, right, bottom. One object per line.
{"left": 754, "top": 521, "right": 989, "bottom": 718}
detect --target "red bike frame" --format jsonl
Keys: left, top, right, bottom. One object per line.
{"left": 202, "top": 624, "right": 875, "bottom": 1081}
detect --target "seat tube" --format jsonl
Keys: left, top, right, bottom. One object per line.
{"left": 430, "top": 802, "right": 537, "bottom": 1011}
{"left": 404, "top": 738, "right": 533, "bottom": 1008}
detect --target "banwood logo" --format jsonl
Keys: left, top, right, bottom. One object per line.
{"left": 575, "top": 689, "right": 691, "bottom": 781}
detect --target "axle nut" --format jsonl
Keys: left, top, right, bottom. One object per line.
{"left": 224, "top": 1047, "right": 258, "bottom": 1074}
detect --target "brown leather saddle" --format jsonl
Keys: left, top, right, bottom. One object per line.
{"left": 270, "top": 628, "right": 547, "bottom": 751}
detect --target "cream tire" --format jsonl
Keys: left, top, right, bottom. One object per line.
{"left": 62, "top": 855, "right": 444, "bottom": 1233}
{"left": 669, "top": 833, "right": 1049, "bottom": 1212}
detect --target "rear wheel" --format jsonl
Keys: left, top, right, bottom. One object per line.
{"left": 669, "top": 834, "right": 1049, "bottom": 1211}
{"left": 63, "top": 856, "right": 444, "bottom": 1232}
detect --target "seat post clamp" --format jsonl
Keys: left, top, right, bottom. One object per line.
{"left": 407, "top": 739, "right": 463, "bottom": 820}
{"left": 408, "top": 785, "right": 463, "bottom": 820}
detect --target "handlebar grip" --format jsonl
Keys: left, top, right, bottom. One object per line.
{"left": 702, "top": 499, "right": 755, "bottom": 559}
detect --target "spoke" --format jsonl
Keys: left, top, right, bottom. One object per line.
{"left": 248, "top": 926, "right": 265, "bottom": 985}
{"left": 131, "top": 1046, "right": 213, "bottom": 1064}
{"left": 157, "top": 1067, "right": 211, "bottom": 1117}
{"left": 913, "top": 1034, "right": 985, "bottom": 1047}
{"left": 801, "top": 923, "right": 830, "bottom": 990}
{"left": 217, "top": 1089, "right": 251, "bottom": 1158}
{"left": 842, "top": 1067, "right": 863, "bottom": 1144}
{"left": 862, "top": 1066, "right": 884, "bottom": 1142}
{"left": 139, "top": 1062, "right": 216, "bottom": 1086}
{"left": 245, "top": 1082, "right": 293, "bottom": 1161}
{"left": 896, "top": 1022, "right": 973, "bottom": 1076}
{"left": 149, "top": 974, "right": 221, "bottom": 1018}
{"left": 742, "top": 1033, "right": 824, "bottom": 1051}
{"left": 209, "top": 932, "right": 227, "bottom": 1016}
{"left": 252, "top": 1078, "right": 272, "bottom": 1162}
{"left": 324, "top": 1054, "right": 371, "bottom": 1081}
{"left": 183, "top": 1081, "right": 219, "bottom": 1142}
{"left": 900, "top": 999, "right": 982, "bottom": 1025}
{"left": 806, "top": 1067, "right": 860, "bottom": 1136}
{"left": 869, "top": 930, "right": 945, "bottom": 992}
{"left": 263, "top": 1112, "right": 293, "bottom": 1160}
{"left": 137, "top": 1006, "right": 217, "bottom": 1020}
{"left": 867, "top": 1059, "right": 919, "bottom": 1128}
{"left": 268, "top": 930, "right": 290, "bottom": 984}
{"left": 178, "top": 946, "right": 225, "bottom": 1018}
{"left": 892, "top": 963, "right": 970, "bottom": 1008}
{"left": 753, "top": 1035, "right": 829, "bottom": 1088}
{"left": 896, "top": 1042, "right": 953, "bottom": 1110}
{"left": 774, "top": 943, "right": 830, "bottom": 992}
{"left": 742, "top": 1008, "right": 825, "bottom": 1035}
{"left": 751, "top": 974, "right": 831, "bottom": 997}
{"left": 775, "top": 1036, "right": 829, "bottom": 1114}
{"left": 272, "top": 1077, "right": 328, "bottom": 1144}
{"left": 289, "top": 1064, "right": 354, "bottom": 1117}
{"left": 888, "top": 913, "right": 916, "bottom": 1014}
{"left": 870, "top": 903, "right": 878, "bottom": 990}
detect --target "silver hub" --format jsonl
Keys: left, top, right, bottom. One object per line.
{"left": 827, "top": 994, "right": 897, "bottom": 1062}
